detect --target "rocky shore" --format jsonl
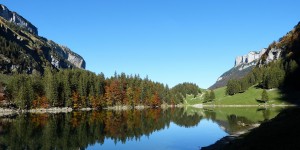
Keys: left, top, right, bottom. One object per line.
{"left": 0, "top": 107, "right": 74, "bottom": 117}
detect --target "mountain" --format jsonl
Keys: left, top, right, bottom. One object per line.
{"left": 0, "top": 4, "right": 38, "bottom": 35}
{"left": 259, "top": 22, "right": 300, "bottom": 90}
{"left": 209, "top": 49, "right": 266, "bottom": 89}
{"left": 210, "top": 21, "right": 300, "bottom": 92}
{"left": 209, "top": 46, "right": 284, "bottom": 90}
{"left": 0, "top": 4, "right": 85, "bottom": 74}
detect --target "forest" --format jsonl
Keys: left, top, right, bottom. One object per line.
{"left": 1, "top": 68, "right": 201, "bottom": 109}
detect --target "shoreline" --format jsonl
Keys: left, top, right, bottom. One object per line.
{"left": 0, "top": 104, "right": 296, "bottom": 117}
{"left": 0, "top": 104, "right": 173, "bottom": 117}
{"left": 202, "top": 104, "right": 297, "bottom": 107}
{"left": 191, "top": 104, "right": 297, "bottom": 108}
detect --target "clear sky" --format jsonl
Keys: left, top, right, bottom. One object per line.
{"left": 2, "top": 0, "right": 300, "bottom": 88}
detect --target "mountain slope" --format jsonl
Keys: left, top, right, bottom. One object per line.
{"left": 259, "top": 22, "right": 300, "bottom": 91}
{"left": 0, "top": 4, "right": 85, "bottom": 74}
{"left": 209, "top": 49, "right": 266, "bottom": 89}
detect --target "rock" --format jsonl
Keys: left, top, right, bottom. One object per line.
{"left": 0, "top": 4, "right": 38, "bottom": 35}
{"left": 47, "top": 41, "right": 86, "bottom": 69}
{"left": 235, "top": 49, "right": 266, "bottom": 67}
{"left": 266, "top": 48, "right": 282, "bottom": 64}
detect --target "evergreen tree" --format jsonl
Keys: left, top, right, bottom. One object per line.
{"left": 203, "top": 91, "right": 210, "bottom": 103}
{"left": 226, "top": 79, "right": 240, "bottom": 95}
{"left": 209, "top": 90, "right": 216, "bottom": 101}
{"left": 239, "top": 79, "right": 249, "bottom": 93}
{"left": 63, "top": 71, "right": 72, "bottom": 107}
{"left": 44, "top": 67, "right": 58, "bottom": 107}
{"left": 261, "top": 89, "right": 269, "bottom": 102}
{"left": 288, "top": 60, "right": 298, "bottom": 73}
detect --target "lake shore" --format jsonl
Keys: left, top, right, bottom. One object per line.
{"left": 191, "top": 104, "right": 297, "bottom": 108}
{"left": 0, "top": 104, "right": 174, "bottom": 117}
{"left": 0, "top": 107, "right": 74, "bottom": 117}
{"left": 202, "top": 104, "right": 297, "bottom": 107}
{"left": 1, "top": 103, "right": 296, "bottom": 117}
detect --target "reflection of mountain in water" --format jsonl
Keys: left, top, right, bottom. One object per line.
{"left": 0, "top": 107, "right": 282, "bottom": 149}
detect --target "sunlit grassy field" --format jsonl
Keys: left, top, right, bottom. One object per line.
{"left": 184, "top": 86, "right": 290, "bottom": 105}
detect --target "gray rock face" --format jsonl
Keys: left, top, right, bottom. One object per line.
{"left": 47, "top": 41, "right": 86, "bottom": 69}
{"left": 0, "top": 4, "right": 38, "bottom": 35}
{"left": 235, "top": 49, "right": 266, "bottom": 67}
{"left": 265, "top": 48, "right": 282, "bottom": 64}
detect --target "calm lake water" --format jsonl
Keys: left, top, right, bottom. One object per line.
{"left": 0, "top": 107, "right": 283, "bottom": 150}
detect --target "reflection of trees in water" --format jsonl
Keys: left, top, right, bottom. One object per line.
{"left": 203, "top": 109, "right": 217, "bottom": 121}
{"left": 0, "top": 108, "right": 203, "bottom": 149}
{"left": 257, "top": 108, "right": 271, "bottom": 121}
{"left": 226, "top": 114, "right": 254, "bottom": 134}
{"left": 171, "top": 108, "right": 203, "bottom": 127}
{"left": 204, "top": 108, "right": 281, "bottom": 135}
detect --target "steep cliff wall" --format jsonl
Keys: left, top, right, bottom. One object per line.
{"left": 47, "top": 41, "right": 86, "bottom": 69}
{"left": 235, "top": 49, "right": 266, "bottom": 67}
{"left": 0, "top": 4, "right": 38, "bottom": 35}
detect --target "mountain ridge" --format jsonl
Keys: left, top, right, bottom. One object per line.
{"left": 0, "top": 4, "right": 38, "bottom": 35}
{"left": 0, "top": 4, "right": 85, "bottom": 74}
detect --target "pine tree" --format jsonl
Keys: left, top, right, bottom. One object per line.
{"left": 63, "top": 71, "right": 72, "bottom": 107}
{"left": 226, "top": 79, "right": 240, "bottom": 95}
{"left": 209, "top": 90, "right": 216, "bottom": 101}
{"left": 261, "top": 89, "right": 269, "bottom": 102}
{"left": 203, "top": 91, "right": 210, "bottom": 103}
{"left": 44, "top": 67, "right": 58, "bottom": 107}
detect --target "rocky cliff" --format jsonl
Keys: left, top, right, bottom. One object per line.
{"left": 47, "top": 41, "right": 86, "bottom": 69}
{"left": 0, "top": 4, "right": 38, "bottom": 35}
{"left": 209, "top": 48, "right": 281, "bottom": 89}
{"left": 235, "top": 49, "right": 266, "bottom": 67}
{"left": 0, "top": 4, "right": 85, "bottom": 74}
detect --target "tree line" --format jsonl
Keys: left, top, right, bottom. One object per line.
{"left": 2, "top": 68, "right": 201, "bottom": 109}
{"left": 226, "top": 60, "right": 295, "bottom": 95}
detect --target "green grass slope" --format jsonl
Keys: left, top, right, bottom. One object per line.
{"left": 212, "top": 86, "right": 288, "bottom": 105}
{"left": 184, "top": 86, "right": 290, "bottom": 105}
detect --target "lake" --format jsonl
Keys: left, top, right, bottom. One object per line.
{"left": 0, "top": 107, "right": 283, "bottom": 150}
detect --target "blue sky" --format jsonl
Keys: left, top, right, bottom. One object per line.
{"left": 2, "top": 0, "right": 300, "bottom": 88}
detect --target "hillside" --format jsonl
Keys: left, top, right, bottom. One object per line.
{"left": 212, "top": 86, "right": 286, "bottom": 105}
{"left": 221, "top": 21, "right": 300, "bottom": 104}
{"left": 0, "top": 4, "right": 85, "bottom": 74}
{"left": 209, "top": 49, "right": 266, "bottom": 89}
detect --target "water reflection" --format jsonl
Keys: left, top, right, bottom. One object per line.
{"left": 0, "top": 107, "right": 283, "bottom": 150}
